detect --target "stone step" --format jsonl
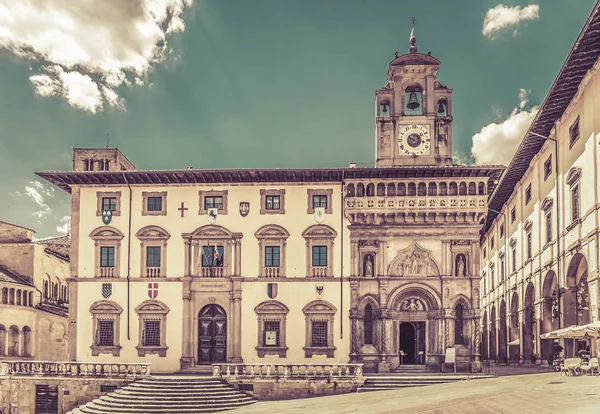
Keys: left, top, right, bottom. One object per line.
{"left": 127, "top": 383, "right": 230, "bottom": 389}
{"left": 103, "top": 394, "right": 252, "bottom": 403}
{"left": 81, "top": 399, "right": 256, "bottom": 413}
{"left": 97, "top": 396, "right": 255, "bottom": 407}
{"left": 114, "top": 390, "right": 242, "bottom": 398}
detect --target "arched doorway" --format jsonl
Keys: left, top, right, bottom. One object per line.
{"left": 399, "top": 322, "right": 425, "bottom": 365}
{"left": 509, "top": 292, "right": 520, "bottom": 363}
{"left": 564, "top": 253, "right": 590, "bottom": 356}
{"left": 541, "top": 271, "right": 558, "bottom": 362}
{"left": 490, "top": 306, "right": 497, "bottom": 360}
{"left": 523, "top": 283, "right": 535, "bottom": 362}
{"left": 198, "top": 304, "right": 227, "bottom": 364}
{"left": 482, "top": 310, "right": 489, "bottom": 360}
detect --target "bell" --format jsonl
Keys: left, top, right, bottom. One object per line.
{"left": 381, "top": 103, "right": 389, "bottom": 114}
{"left": 407, "top": 92, "right": 420, "bottom": 110}
{"left": 437, "top": 102, "right": 446, "bottom": 115}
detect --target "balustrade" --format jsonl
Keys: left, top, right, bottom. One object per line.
{"left": 264, "top": 267, "right": 280, "bottom": 278}
{"left": 99, "top": 267, "right": 115, "bottom": 278}
{"left": 145, "top": 267, "right": 161, "bottom": 278}
{"left": 212, "top": 363, "right": 363, "bottom": 379}
{"left": 202, "top": 267, "right": 224, "bottom": 278}
{"left": 0, "top": 360, "right": 151, "bottom": 377}
{"left": 345, "top": 195, "right": 487, "bottom": 211}
{"left": 311, "top": 267, "right": 328, "bottom": 278}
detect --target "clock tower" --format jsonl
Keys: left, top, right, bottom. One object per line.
{"left": 375, "top": 24, "right": 453, "bottom": 167}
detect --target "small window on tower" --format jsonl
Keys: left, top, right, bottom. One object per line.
{"left": 379, "top": 101, "right": 390, "bottom": 117}
{"left": 437, "top": 99, "right": 448, "bottom": 116}
{"left": 405, "top": 85, "right": 423, "bottom": 116}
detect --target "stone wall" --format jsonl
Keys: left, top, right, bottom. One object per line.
{"left": 0, "top": 223, "right": 33, "bottom": 244}
{"left": 0, "top": 376, "right": 134, "bottom": 413}
{"left": 227, "top": 378, "right": 364, "bottom": 401}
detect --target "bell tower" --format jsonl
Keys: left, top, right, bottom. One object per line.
{"left": 375, "top": 20, "right": 453, "bottom": 167}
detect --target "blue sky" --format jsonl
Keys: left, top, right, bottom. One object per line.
{"left": 0, "top": 0, "right": 596, "bottom": 237}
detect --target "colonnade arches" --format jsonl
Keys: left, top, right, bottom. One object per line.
{"left": 509, "top": 292, "right": 519, "bottom": 362}
{"left": 522, "top": 282, "right": 535, "bottom": 362}
{"left": 563, "top": 253, "right": 590, "bottom": 356}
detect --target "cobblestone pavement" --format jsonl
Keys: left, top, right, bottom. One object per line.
{"left": 230, "top": 373, "right": 600, "bottom": 413}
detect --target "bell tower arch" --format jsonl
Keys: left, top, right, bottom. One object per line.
{"left": 375, "top": 20, "right": 453, "bottom": 167}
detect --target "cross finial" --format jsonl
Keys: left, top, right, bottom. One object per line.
{"left": 409, "top": 17, "right": 417, "bottom": 53}
{"left": 411, "top": 17, "right": 417, "bottom": 26}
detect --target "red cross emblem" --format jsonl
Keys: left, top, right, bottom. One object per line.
{"left": 148, "top": 283, "right": 158, "bottom": 299}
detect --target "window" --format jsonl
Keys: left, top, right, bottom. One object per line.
{"left": 526, "top": 232, "right": 532, "bottom": 260}
{"left": 266, "top": 195, "right": 280, "bottom": 210}
{"left": 204, "top": 196, "right": 223, "bottom": 210}
{"left": 483, "top": 248, "right": 487, "bottom": 260}
{"left": 135, "top": 300, "right": 170, "bottom": 357}
{"left": 572, "top": 184, "right": 580, "bottom": 222}
{"left": 511, "top": 248, "right": 517, "bottom": 272}
{"left": 500, "top": 258, "right": 505, "bottom": 281}
{"left": 185, "top": 225, "right": 240, "bottom": 278}
{"left": 201, "top": 245, "right": 224, "bottom": 267}
{"left": 198, "top": 190, "right": 228, "bottom": 215}
{"left": 364, "top": 304, "right": 373, "bottom": 345}
{"left": 100, "top": 247, "right": 115, "bottom": 268}
{"left": 146, "top": 246, "right": 161, "bottom": 268}
{"left": 312, "top": 246, "right": 327, "bottom": 267}
{"left": 255, "top": 301, "right": 289, "bottom": 357}
{"left": 525, "top": 184, "right": 532, "bottom": 205}
{"left": 306, "top": 189, "right": 333, "bottom": 215}
{"left": 510, "top": 207, "right": 516, "bottom": 223}
{"left": 500, "top": 223, "right": 505, "bottom": 237}
{"left": 454, "top": 304, "right": 464, "bottom": 345}
{"left": 545, "top": 212, "right": 552, "bottom": 244}
{"left": 544, "top": 155, "right": 552, "bottom": 180}
{"left": 96, "top": 192, "right": 121, "bottom": 217}
{"left": 90, "top": 300, "right": 123, "bottom": 356}
{"left": 142, "top": 192, "right": 167, "bottom": 216}
{"left": 260, "top": 189, "right": 286, "bottom": 214}
{"left": 569, "top": 116, "right": 580, "bottom": 147}
{"left": 265, "top": 246, "right": 280, "bottom": 267}
{"left": 491, "top": 237, "right": 495, "bottom": 249}
{"left": 302, "top": 300, "right": 336, "bottom": 358}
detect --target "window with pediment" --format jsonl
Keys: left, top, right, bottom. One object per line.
{"left": 302, "top": 224, "right": 337, "bottom": 278}
{"left": 566, "top": 167, "right": 582, "bottom": 224}
{"left": 255, "top": 300, "right": 289, "bottom": 357}
{"left": 90, "top": 226, "right": 125, "bottom": 278}
{"left": 183, "top": 225, "right": 242, "bottom": 278}
{"left": 255, "top": 224, "right": 290, "bottom": 278}
{"left": 541, "top": 197, "right": 553, "bottom": 245}
{"left": 90, "top": 301, "right": 123, "bottom": 356}
{"left": 135, "top": 300, "right": 170, "bottom": 357}
{"left": 302, "top": 300, "right": 337, "bottom": 358}
{"left": 136, "top": 226, "right": 170, "bottom": 278}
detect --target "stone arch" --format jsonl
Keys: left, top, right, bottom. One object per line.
{"left": 498, "top": 299, "right": 507, "bottom": 361}
{"left": 135, "top": 299, "right": 171, "bottom": 314}
{"left": 0, "top": 324, "right": 5, "bottom": 355}
{"left": 468, "top": 182, "right": 476, "bottom": 195}
{"left": 540, "top": 270, "right": 558, "bottom": 363}
{"left": 449, "top": 182, "right": 458, "bottom": 195}
{"left": 417, "top": 182, "right": 427, "bottom": 196}
{"left": 357, "top": 294, "right": 379, "bottom": 311}
{"left": 254, "top": 300, "right": 290, "bottom": 314}
{"left": 346, "top": 184, "right": 355, "bottom": 197}
{"left": 22, "top": 326, "right": 32, "bottom": 357}
{"left": 565, "top": 253, "right": 589, "bottom": 330}
{"left": 523, "top": 282, "right": 535, "bottom": 361}
{"left": 428, "top": 182, "right": 437, "bottom": 196}
{"left": 509, "top": 292, "right": 519, "bottom": 362}
{"left": 357, "top": 183, "right": 365, "bottom": 197}
{"left": 254, "top": 224, "right": 290, "bottom": 239}
{"left": 302, "top": 299, "right": 337, "bottom": 314}
{"left": 366, "top": 183, "right": 375, "bottom": 197}
{"left": 376, "top": 183, "right": 385, "bottom": 196}
{"left": 448, "top": 294, "right": 472, "bottom": 310}
{"left": 188, "top": 224, "right": 233, "bottom": 239}
{"left": 302, "top": 224, "right": 337, "bottom": 239}
{"left": 386, "top": 183, "right": 396, "bottom": 196}
{"left": 89, "top": 226, "right": 125, "bottom": 239}
{"left": 407, "top": 182, "right": 416, "bottom": 196}
{"left": 389, "top": 283, "right": 442, "bottom": 311}
{"left": 135, "top": 225, "right": 171, "bottom": 240}
{"left": 8, "top": 325, "right": 19, "bottom": 356}
{"left": 459, "top": 182, "right": 467, "bottom": 195}
{"left": 439, "top": 182, "right": 448, "bottom": 196}
{"left": 490, "top": 305, "right": 497, "bottom": 360}
{"left": 398, "top": 183, "right": 406, "bottom": 196}
{"left": 478, "top": 182, "right": 486, "bottom": 195}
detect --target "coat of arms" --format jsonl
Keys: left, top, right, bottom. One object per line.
{"left": 208, "top": 208, "right": 218, "bottom": 223}
{"left": 102, "top": 209, "right": 113, "bottom": 225}
{"left": 239, "top": 202, "right": 250, "bottom": 217}
{"left": 267, "top": 283, "right": 278, "bottom": 299}
{"left": 314, "top": 207, "right": 325, "bottom": 223}
{"left": 315, "top": 284, "right": 325, "bottom": 299}
{"left": 148, "top": 282, "right": 158, "bottom": 299}
{"left": 101, "top": 283, "right": 112, "bottom": 298}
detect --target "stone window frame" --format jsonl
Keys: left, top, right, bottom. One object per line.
{"left": 142, "top": 191, "right": 167, "bottom": 216}
{"left": 255, "top": 300, "right": 289, "bottom": 357}
{"left": 306, "top": 189, "right": 333, "bottom": 215}
{"left": 90, "top": 226, "right": 125, "bottom": 278}
{"left": 135, "top": 225, "right": 171, "bottom": 278}
{"left": 255, "top": 224, "right": 290, "bottom": 278}
{"left": 302, "top": 300, "right": 337, "bottom": 358}
{"left": 566, "top": 167, "right": 582, "bottom": 225}
{"left": 135, "top": 300, "right": 170, "bottom": 357}
{"left": 569, "top": 115, "right": 580, "bottom": 148}
{"left": 302, "top": 224, "right": 337, "bottom": 278}
{"left": 544, "top": 155, "right": 552, "bottom": 181}
{"left": 541, "top": 197, "right": 553, "bottom": 245}
{"left": 183, "top": 224, "right": 242, "bottom": 278}
{"left": 96, "top": 191, "right": 122, "bottom": 217}
{"left": 90, "top": 300, "right": 123, "bottom": 356}
{"left": 525, "top": 184, "right": 532, "bottom": 205}
{"left": 198, "top": 190, "right": 228, "bottom": 215}
{"left": 260, "top": 189, "right": 286, "bottom": 215}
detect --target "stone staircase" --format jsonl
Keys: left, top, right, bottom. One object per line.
{"left": 359, "top": 374, "right": 493, "bottom": 392}
{"left": 69, "top": 376, "right": 257, "bottom": 413}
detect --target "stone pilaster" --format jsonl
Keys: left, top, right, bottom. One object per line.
{"left": 230, "top": 277, "right": 243, "bottom": 363}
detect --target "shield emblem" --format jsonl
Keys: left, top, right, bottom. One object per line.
{"left": 208, "top": 208, "right": 218, "bottom": 223}
{"left": 314, "top": 207, "right": 325, "bottom": 223}
{"left": 148, "top": 282, "right": 158, "bottom": 299}
{"left": 239, "top": 202, "right": 250, "bottom": 217}
{"left": 102, "top": 283, "right": 112, "bottom": 298}
{"left": 315, "top": 284, "right": 325, "bottom": 299}
{"left": 102, "top": 209, "right": 113, "bottom": 225}
{"left": 267, "top": 283, "right": 278, "bottom": 299}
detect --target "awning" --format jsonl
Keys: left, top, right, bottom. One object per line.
{"left": 540, "top": 323, "right": 600, "bottom": 340}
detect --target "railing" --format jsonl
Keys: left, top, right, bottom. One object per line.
{"left": 264, "top": 267, "right": 281, "bottom": 278}
{"left": 202, "top": 267, "right": 224, "bottom": 278}
{"left": 0, "top": 360, "right": 151, "bottom": 377}
{"left": 345, "top": 195, "right": 487, "bottom": 211}
{"left": 146, "top": 267, "right": 161, "bottom": 278}
{"left": 99, "top": 267, "right": 115, "bottom": 278}
{"left": 212, "top": 363, "right": 363, "bottom": 379}
{"left": 311, "top": 267, "right": 328, "bottom": 278}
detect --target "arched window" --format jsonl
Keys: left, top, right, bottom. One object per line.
{"left": 16, "top": 290, "right": 21, "bottom": 306}
{"left": 398, "top": 183, "right": 406, "bottom": 196}
{"left": 357, "top": 183, "right": 365, "bottom": 197}
{"left": 22, "top": 326, "right": 32, "bottom": 357}
{"left": 437, "top": 98, "right": 448, "bottom": 116}
{"left": 376, "top": 183, "right": 385, "bottom": 196}
{"left": 255, "top": 301, "right": 290, "bottom": 357}
{"left": 387, "top": 183, "right": 396, "bottom": 196}
{"left": 459, "top": 182, "right": 467, "bottom": 195}
{"left": 407, "top": 183, "right": 416, "bottom": 196}
{"left": 366, "top": 183, "right": 375, "bottom": 197}
{"left": 379, "top": 101, "right": 390, "bottom": 117}
{"left": 346, "top": 184, "right": 355, "bottom": 197}
{"left": 364, "top": 304, "right": 373, "bottom": 345}
{"left": 8, "top": 326, "right": 19, "bottom": 356}
{"left": 455, "top": 304, "right": 464, "bottom": 345}
{"left": 418, "top": 183, "right": 427, "bottom": 197}
{"left": 9, "top": 288, "right": 14, "bottom": 305}
{"left": 0, "top": 325, "right": 6, "bottom": 355}
{"left": 478, "top": 182, "right": 486, "bottom": 195}
{"left": 52, "top": 282, "right": 58, "bottom": 298}
{"left": 405, "top": 85, "right": 423, "bottom": 116}
{"left": 302, "top": 300, "right": 337, "bottom": 358}
{"left": 23, "top": 291, "right": 28, "bottom": 307}
{"left": 439, "top": 182, "right": 448, "bottom": 196}
{"left": 90, "top": 301, "right": 123, "bottom": 357}
{"left": 468, "top": 182, "right": 476, "bottom": 195}
{"left": 29, "top": 292, "right": 34, "bottom": 307}
{"left": 135, "top": 300, "right": 170, "bottom": 357}
{"left": 449, "top": 182, "right": 458, "bottom": 196}
{"left": 428, "top": 183, "right": 437, "bottom": 196}
{"left": 44, "top": 280, "right": 48, "bottom": 299}
{"left": 1, "top": 287, "right": 7, "bottom": 304}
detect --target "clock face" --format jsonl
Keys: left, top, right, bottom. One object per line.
{"left": 398, "top": 125, "right": 431, "bottom": 156}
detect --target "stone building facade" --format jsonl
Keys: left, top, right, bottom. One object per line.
{"left": 480, "top": 3, "right": 600, "bottom": 364}
{"left": 0, "top": 221, "right": 69, "bottom": 361}
{"left": 38, "top": 33, "right": 501, "bottom": 373}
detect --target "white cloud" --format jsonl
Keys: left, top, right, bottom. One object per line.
{"left": 0, "top": 0, "right": 193, "bottom": 113}
{"left": 471, "top": 90, "right": 539, "bottom": 165}
{"left": 482, "top": 4, "right": 540, "bottom": 39}
{"left": 13, "top": 180, "right": 55, "bottom": 219}
{"left": 56, "top": 215, "right": 70, "bottom": 235}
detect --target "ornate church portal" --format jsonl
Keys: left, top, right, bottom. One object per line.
{"left": 346, "top": 26, "right": 493, "bottom": 373}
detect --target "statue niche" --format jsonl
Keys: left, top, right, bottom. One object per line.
{"left": 455, "top": 254, "right": 467, "bottom": 277}
{"left": 387, "top": 242, "right": 440, "bottom": 277}
{"left": 363, "top": 254, "right": 374, "bottom": 277}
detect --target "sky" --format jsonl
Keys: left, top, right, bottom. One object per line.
{"left": 0, "top": 0, "right": 596, "bottom": 238}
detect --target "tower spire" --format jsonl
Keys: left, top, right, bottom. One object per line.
{"left": 409, "top": 17, "right": 417, "bottom": 53}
